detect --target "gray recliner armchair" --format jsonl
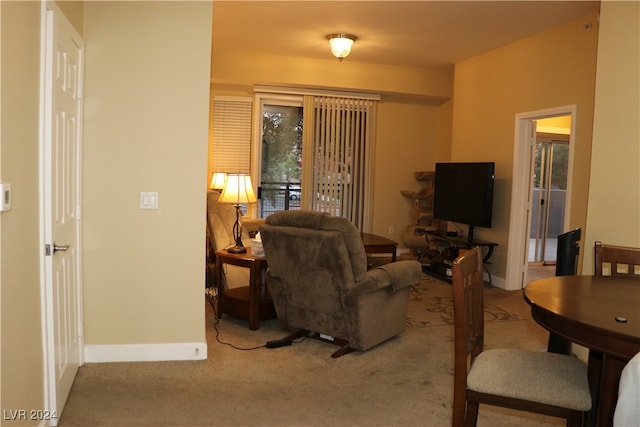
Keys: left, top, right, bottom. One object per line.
{"left": 260, "top": 210, "right": 422, "bottom": 357}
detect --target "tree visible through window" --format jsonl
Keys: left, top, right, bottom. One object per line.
{"left": 261, "top": 105, "right": 302, "bottom": 185}
{"left": 259, "top": 103, "right": 303, "bottom": 217}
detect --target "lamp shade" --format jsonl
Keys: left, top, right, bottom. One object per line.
{"left": 218, "top": 173, "right": 257, "bottom": 205}
{"left": 210, "top": 172, "right": 227, "bottom": 191}
{"left": 327, "top": 33, "right": 357, "bottom": 61}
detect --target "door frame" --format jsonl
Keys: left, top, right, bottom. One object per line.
{"left": 505, "top": 105, "right": 577, "bottom": 290}
{"left": 38, "top": 1, "right": 84, "bottom": 421}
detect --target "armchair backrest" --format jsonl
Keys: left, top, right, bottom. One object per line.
{"left": 263, "top": 210, "right": 368, "bottom": 283}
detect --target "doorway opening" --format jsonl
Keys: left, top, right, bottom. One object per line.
{"left": 528, "top": 117, "right": 571, "bottom": 269}
{"left": 506, "top": 106, "right": 576, "bottom": 290}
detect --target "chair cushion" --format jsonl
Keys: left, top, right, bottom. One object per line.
{"left": 467, "top": 348, "right": 592, "bottom": 411}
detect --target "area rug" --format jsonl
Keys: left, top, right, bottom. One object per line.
{"left": 406, "top": 274, "right": 523, "bottom": 328}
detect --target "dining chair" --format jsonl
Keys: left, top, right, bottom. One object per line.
{"left": 594, "top": 241, "right": 640, "bottom": 277}
{"left": 451, "top": 247, "right": 592, "bottom": 427}
{"left": 589, "top": 241, "right": 640, "bottom": 421}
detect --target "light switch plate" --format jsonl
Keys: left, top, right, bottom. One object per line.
{"left": 0, "top": 183, "right": 11, "bottom": 212}
{"left": 139, "top": 191, "right": 159, "bottom": 210}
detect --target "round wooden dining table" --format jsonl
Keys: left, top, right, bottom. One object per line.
{"left": 523, "top": 275, "right": 640, "bottom": 427}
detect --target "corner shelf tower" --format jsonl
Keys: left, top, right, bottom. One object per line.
{"left": 401, "top": 171, "right": 444, "bottom": 259}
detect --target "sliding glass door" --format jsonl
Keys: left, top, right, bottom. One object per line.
{"left": 529, "top": 134, "right": 569, "bottom": 264}
{"left": 252, "top": 91, "right": 377, "bottom": 231}
{"left": 256, "top": 97, "right": 303, "bottom": 218}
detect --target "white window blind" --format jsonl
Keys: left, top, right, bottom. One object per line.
{"left": 306, "top": 95, "right": 377, "bottom": 231}
{"left": 209, "top": 96, "right": 252, "bottom": 174}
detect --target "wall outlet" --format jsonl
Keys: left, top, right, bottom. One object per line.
{"left": 388, "top": 226, "right": 395, "bottom": 235}
{"left": 0, "top": 183, "right": 12, "bottom": 212}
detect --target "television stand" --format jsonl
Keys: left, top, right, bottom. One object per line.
{"left": 421, "top": 231, "right": 498, "bottom": 282}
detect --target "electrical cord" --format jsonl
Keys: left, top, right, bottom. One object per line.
{"left": 206, "top": 290, "right": 265, "bottom": 350}
{"left": 205, "top": 288, "right": 305, "bottom": 351}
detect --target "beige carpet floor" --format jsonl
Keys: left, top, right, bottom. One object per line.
{"left": 59, "top": 274, "right": 565, "bottom": 427}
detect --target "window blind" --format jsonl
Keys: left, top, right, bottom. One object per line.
{"left": 209, "top": 96, "right": 252, "bottom": 175}
{"left": 307, "top": 95, "right": 377, "bottom": 231}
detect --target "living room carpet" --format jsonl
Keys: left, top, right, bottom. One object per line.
{"left": 58, "top": 274, "right": 564, "bottom": 427}
{"left": 406, "top": 275, "right": 523, "bottom": 328}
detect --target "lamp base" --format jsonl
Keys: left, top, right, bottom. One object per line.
{"left": 226, "top": 204, "right": 247, "bottom": 254}
{"left": 226, "top": 245, "right": 247, "bottom": 254}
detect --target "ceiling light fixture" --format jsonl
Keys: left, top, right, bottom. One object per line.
{"left": 327, "top": 33, "right": 357, "bottom": 61}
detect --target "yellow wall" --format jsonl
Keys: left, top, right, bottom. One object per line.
{"left": 0, "top": 1, "right": 46, "bottom": 419}
{"left": 582, "top": 1, "right": 640, "bottom": 274}
{"left": 212, "top": 51, "right": 453, "bottom": 102}
{"left": 537, "top": 115, "right": 572, "bottom": 135}
{"left": 373, "top": 99, "right": 445, "bottom": 238}
{"left": 81, "top": 1, "right": 212, "bottom": 347}
{"left": 451, "top": 13, "right": 600, "bottom": 281}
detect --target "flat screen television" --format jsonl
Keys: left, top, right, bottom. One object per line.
{"left": 433, "top": 162, "right": 495, "bottom": 244}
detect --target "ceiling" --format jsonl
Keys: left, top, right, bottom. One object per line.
{"left": 212, "top": 1, "right": 600, "bottom": 69}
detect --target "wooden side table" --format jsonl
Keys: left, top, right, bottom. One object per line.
{"left": 361, "top": 232, "right": 398, "bottom": 262}
{"left": 215, "top": 248, "right": 276, "bottom": 330}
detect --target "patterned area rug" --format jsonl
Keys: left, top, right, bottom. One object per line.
{"left": 406, "top": 274, "right": 523, "bottom": 327}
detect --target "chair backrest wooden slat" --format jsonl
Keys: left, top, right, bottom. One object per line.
{"left": 451, "top": 247, "right": 484, "bottom": 427}
{"left": 594, "top": 241, "right": 640, "bottom": 277}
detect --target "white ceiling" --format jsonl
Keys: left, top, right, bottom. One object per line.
{"left": 212, "top": 1, "right": 600, "bottom": 69}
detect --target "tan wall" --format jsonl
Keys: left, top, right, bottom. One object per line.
{"left": 82, "top": 1, "right": 212, "bottom": 345}
{"left": 210, "top": 53, "right": 454, "bottom": 243}
{"left": 212, "top": 51, "right": 453, "bottom": 101}
{"left": 450, "top": 13, "right": 600, "bottom": 280}
{"left": 56, "top": 0, "right": 83, "bottom": 34}
{"left": 582, "top": 1, "right": 640, "bottom": 274}
{"left": 373, "top": 99, "right": 445, "bottom": 242}
{"left": 0, "top": 0, "right": 46, "bottom": 421}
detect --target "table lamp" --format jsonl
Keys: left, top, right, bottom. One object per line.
{"left": 210, "top": 172, "right": 227, "bottom": 192}
{"left": 218, "top": 173, "right": 257, "bottom": 253}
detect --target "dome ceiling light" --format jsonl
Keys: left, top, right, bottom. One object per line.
{"left": 326, "top": 33, "right": 357, "bottom": 61}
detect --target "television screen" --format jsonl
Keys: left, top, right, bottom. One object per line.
{"left": 433, "top": 162, "right": 495, "bottom": 231}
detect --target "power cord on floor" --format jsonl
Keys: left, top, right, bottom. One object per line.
{"left": 205, "top": 289, "right": 305, "bottom": 351}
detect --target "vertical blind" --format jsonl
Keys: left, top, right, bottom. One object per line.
{"left": 209, "top": 96, "right": 252, "bottom": 175}
{"left": 308, "top": 95, "right": 377, "bottom": 231}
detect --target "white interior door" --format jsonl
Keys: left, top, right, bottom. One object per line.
{"left": 41, "top": 3, "right": 84, "bottom": 424}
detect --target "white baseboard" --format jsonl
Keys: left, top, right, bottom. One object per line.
{"left": 84, "top": 342, "right": 207, "bottom": 363}
{"left": 486, "top": 273, "right": 507, "bottom": 290}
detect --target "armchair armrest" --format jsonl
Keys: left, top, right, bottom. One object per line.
{"left": 353, "top": 260, "right": 422, "bottom": 294}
